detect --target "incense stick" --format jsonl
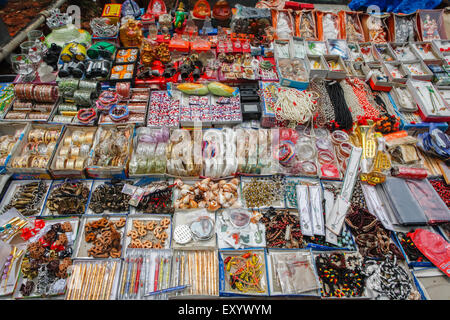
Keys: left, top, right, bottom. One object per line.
{"left": 80, "top": 263, "right": 91, "bottom": 300}
{"left": 105, "top": 261, "right": 117, "bottom": 300}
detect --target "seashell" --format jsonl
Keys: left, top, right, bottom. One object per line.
{"left": 181, "top": 184, "right": 191, "bottom": 191}
{"left": 224, "top": 192, "right": 233, "bottom": 200}
{"left": 198, "top": 201, "right": 207, "bottom": 208}
{"left": 198, "top": 184, "right": 209, "bottom": 192}
{"left": 208, "top": 200, "right": 220, "bottom": 211}
{"left": 174, "top": 179, "right": 184, "bottom": 187}
{"left": 194, "top": 188, "right": 201, "bottom": 195}
{"left": 230, "top": 178, "right": 239, "bottom": 186}
{"left": 180, "top": 189, "right": 191, "bottom": 196}
{"left": 182, "top": 195, "right": 190, "bottom": 204}
{"left": 218, "top": 192, "right": 226, "bottom": 205}
{"left": 194, "top": 181, "right": 202, "bottom": 188}
{"left": 218, "top": 180, "right": 227, "bottom": 187}
{"left": 180, "top": 203, "right": 190, "bottom": 209}
{"left": 174, "top": 199, "right": 182, "bottom": 208}
{"left": 189, "top": 199, "right": 198, "bottom": 208}
{"left": 201, "top": 178, "right": 211, "bottom": 185}
{"left": 204, "top": 191, "right": 213, "bottom": 201}
{"left": 223, "top": 183, "right": 237, "bottom": 192}
{"left": 212, "top": 190, "right": 219, "bottom": 196}
{"left": 211, "top": 183, "right": 219, "bottom": 191}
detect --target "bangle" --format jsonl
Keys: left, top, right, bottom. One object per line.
{"left": 338, "top": 142, "right": 352, "bottom": 158}
{"left": 331, "top": 130, "right": 349, "bottom": 145}
{"left": 71, "top": 146, "right": 80, "bottom": 158}
{"left": 71, "top": 130, "right": 84, "bottom": 145}
{"left": 116, "top": 82, "right": 131, "bottom": 99}
{"left": 63, "top": 136, "right": 72, "bottom": 146}
{"left": 66, "top": 158, "right": 75, "bottom": 169}
{"left": 55, "top": 157, "right": 67, "bottom": 169}
{"left": 77, "top": 108, "right": 97, "bottom": 124}
{"left": 31, "top": 156, "right": 40, "bottom": 168}
{"left": 316, "top": 137, "right": 333, "bottom": 151}
{"left": 79, "top": 144, "right": 91, "bottom": 157}
{"left": 109, "top": 105, "right": 129, "bottom": 122}
{"left": 300, "top": 161, "right": 317, "bottom": 175}
{"left": 318, "top": 150, "right": 335, "bottom": 164}
{"left": 28, "top": 129, "right": 45, "bottom": 142}
{"left": 74, "top": 157, "right": 85, "bottom": 170}
{"left": 59, "top": 146, "right": 70, "bottom": 157}
{"left": 97, "top": 90, "right": 118, "bottom": 110}
{"left": 82, "top": 131, "right": 95, "bottom": 145}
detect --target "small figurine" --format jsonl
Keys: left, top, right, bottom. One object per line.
{"left": 141, "top": 40, "right": 157, "bottom": 66}
{"left": 300, "top": 13, "right": 315, "bottom": 39}
{"left": 193, "top": 0, "right": 211, "bottom": 20}
{"left": 423, "top": 14, "right": 440, "bottom": 40}
{"left": 212, "top": 0, "right": 231, "bottom": 21}
{"left": 346, "top": 15, "right": 363, "bottom": 42}
{"left": 174, "top": 2, "right": 188, "bottom": 30}
{"left": 367, "top": 16, "right": 387, "bottom": 43}
{"left": 119, "top": 18, "right": 143, "bottom": 47}
{"left": 141, "top": 0, "right": 167, "bottom": 22}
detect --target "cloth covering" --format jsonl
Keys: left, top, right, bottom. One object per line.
{"left": 348, "top": 0, "right": 442, "bottom": 14}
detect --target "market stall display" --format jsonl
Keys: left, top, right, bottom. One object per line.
{"left": 0, "top": 0, "right": 449, "bottom": 301}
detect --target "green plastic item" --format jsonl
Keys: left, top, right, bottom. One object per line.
{"left": 87, "top": 41, "right": 117, "bottom": 60}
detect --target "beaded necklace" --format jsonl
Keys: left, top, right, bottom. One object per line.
{"left": 346, "top": 77, "right": 380, "bottom": 120}
{"left": 340, "top": 79, "right": 365, "bottom": 120}
{"left": 309, "top": 79, "right": 335, "bottom": 124}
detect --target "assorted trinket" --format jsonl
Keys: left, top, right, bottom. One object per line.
{"left": 173, "top": 178, "right": 240, "bottom": 211}
{"left": 1, "top": 181, "right": 49, "bottom": 216}
{"left": 18, "top": 219, "right": 77, "bottom": 297}
{"left": 221, "top": 250, "right": 268, "bottom": 295}
{"left": 45, "top": 181, "right": 90, "bottom": 215}
{"left": 2, "top": 1, "right": 450, "bottom": 302}
{"left": 134, "top": 181, "right": 174, "bottom": 214}
{"left": 81, "top": 217, "right": 125, "bottom": 259}
{"left": 126, "top": 216, "right": 171, "bottom": 249}
{"left": 260, "top": 208, "right": 303, "bottom": 249}
{"left": 89, "top": 180, "right": 131, "bottom": 214}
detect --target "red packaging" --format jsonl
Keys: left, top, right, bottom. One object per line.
{"left": 409, "top": 229, "right": 450, "bottom": 277}
{"left": 391, "top": 166, "right": 428, "bottom": 179}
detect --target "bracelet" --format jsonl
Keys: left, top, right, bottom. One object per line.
{"left": 109, "top": 105, "right": 129, "bottom": 122}
{"left": 71, "top": 146, "right": 80, "bottom": 158}
{"left": 82, "top": 131, "right": 95, "bottom": 145}
{"left": 300, "top": 161, "right": 317, "bottom": 175}
{"left": 96, "top": 90, "right": 118, "bottom": 112}
{"left": 63, "top": 136, "right": 72, "bottom": 146}
{"left": 77, "top": 108, "right": 97, "bottom": 124}
{"left": 59, "top": 146, "right": 70, "bottom": 157}
{"left": 338, "top": 142, "right": 352, "bottom": 158}
{"left": 318, "top": 150, "right": 335, "bottom": 164}
{"left": 116, "top": 82, "right": 131, "bottom": 99}
{"left": 65, "top": 158, "right": 75, "bottom": 170}
{"left": 331, "top": 130, "right": 349, "bottom": 145}
{"left": 74, "top": 157, "right": 85, "bottom": 170}
{"left": 55, "top": 157, "right": 67, "bottom": 170}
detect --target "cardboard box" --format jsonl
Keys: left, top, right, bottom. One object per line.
{"left": 102, "top": 4, "right": 122, "bottom": 25}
